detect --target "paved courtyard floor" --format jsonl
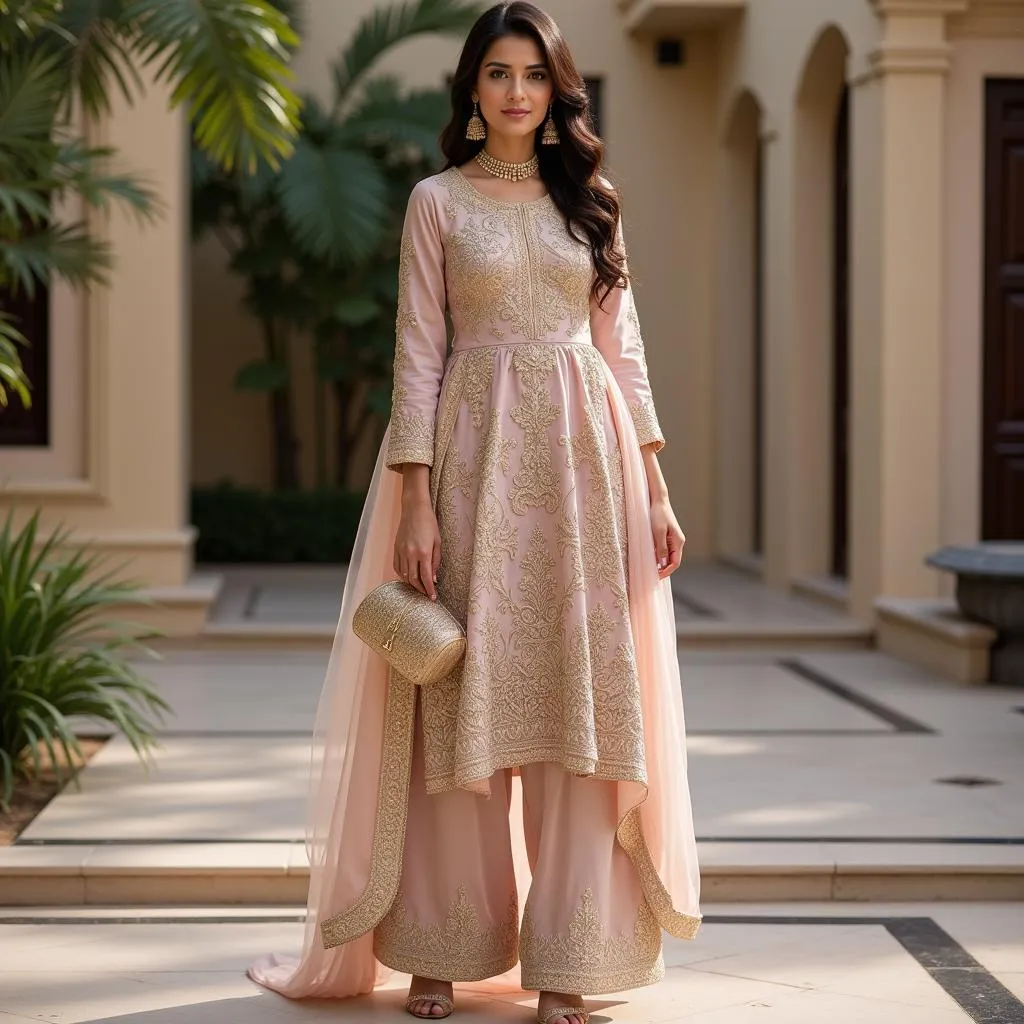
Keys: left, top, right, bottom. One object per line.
{"left": 21, "top": 647, "right": 1024, "bottom": 845}
{"left": 3, "top": 565, "right": 1024, "bottom": 1021}
{"left": 1, "top": 903, "right": 1021, "bottom": 1022}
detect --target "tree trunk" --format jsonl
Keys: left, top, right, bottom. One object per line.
{"left": 333, "top": 380, "right": 351, "bottom": 489}
{"left": 262, "top": 319, "right": 300, "bottom": 491}
{"left": 270, "top": 387, "right": 300, "bottom": 490}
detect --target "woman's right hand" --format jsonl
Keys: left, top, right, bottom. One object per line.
{"left": 394, "top": 464, "right": 441, "bottom": 601}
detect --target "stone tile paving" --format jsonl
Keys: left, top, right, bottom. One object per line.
{"left": 0, "top": 904, "right": 1020, "bottom": 1022}
{"left": 27, "top": 647, "right": 1024, "bottom": 843}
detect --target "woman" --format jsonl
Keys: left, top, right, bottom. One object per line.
{"left": 248, "top": 3, "right": 701, "bottom": 1022}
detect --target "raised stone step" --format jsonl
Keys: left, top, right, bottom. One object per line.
{"left": 4, "top": 841, "right": 1022, "bottom": 906}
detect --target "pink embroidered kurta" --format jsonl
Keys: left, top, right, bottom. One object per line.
{"left": 246, "top": 169, "right": 700, "bottom": 1002}
{"left": 384, "top": 166, "right": 665, "bottom": 797}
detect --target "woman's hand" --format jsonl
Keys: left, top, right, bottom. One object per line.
{"left": 649, "top": 496, "right": 685, "bottom": 579}
{"left": 640, "top": 443, "right": 685, "bottom": 578}
{"left": 394, "top": 465, "right": 441, "bottom": 600}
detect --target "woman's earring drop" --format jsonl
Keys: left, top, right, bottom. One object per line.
{"left": 466, "top": 99, "right": 487, "bottom": 141}
{"left": 541, "top": 105, "right": 559, "bottom": 145}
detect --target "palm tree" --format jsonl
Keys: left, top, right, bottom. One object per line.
{"left": 0, "top": 0, "right": 303, "bottom": 408}
{"left": 193, "top": 0, "right": 480, "bottom": 490}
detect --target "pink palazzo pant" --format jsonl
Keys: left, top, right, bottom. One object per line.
{"left": 372, "top": 707, "right": 665, "bottom": 995}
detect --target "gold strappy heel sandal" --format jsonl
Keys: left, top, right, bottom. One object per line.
{"left": 405, "top": 993, "right": 454, "bottom": 1020}
{"left": 537, "top": 1006, "right": 589, "bottom": 1024}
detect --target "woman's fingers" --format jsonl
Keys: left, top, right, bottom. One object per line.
{"left": 419, "top": 551, "right": 437, "bottom": 601}
{"left": 666, "top": 528, "right": 685, "bottom": 575}
{"left": 654, "top": 526, "right": 670, "bottom": 574}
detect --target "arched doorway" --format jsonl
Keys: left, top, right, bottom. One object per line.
{"left": 792, "top": 26, "right": 851, "bottom": 582}
{"left": 832, "top": 84, "right": 850, "bottom": 576}
{"left": 716, "top": 90, "right": 766, "bottom": 563}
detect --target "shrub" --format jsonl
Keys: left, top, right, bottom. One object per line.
{"left": 191, "top": 483, "right": 366, "bottom": 563}
{"left": 0, "top": 511, "right": 169, "bottom": 810}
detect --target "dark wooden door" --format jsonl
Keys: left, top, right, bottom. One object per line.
{"left": 832, "top": 86, "right": 851, "bottom": 576}
{"left": 983, "top": 79, "right": 1024, "bottom": 540}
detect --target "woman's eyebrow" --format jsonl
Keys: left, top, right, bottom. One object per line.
{"left": 484, "top": 61, "right": 549, "bottom": 69}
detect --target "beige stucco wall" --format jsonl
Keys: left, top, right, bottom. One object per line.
{"left": 713, "top": 1, "right": 879, "bottom": 601}
{"left": 0, "top": 78, "right": 192, "bottom": 589}
{"left": 190, "top": 0, "right": 720, "bottom": 557}
{"left": 942, "top": 31, "right": 1024, "bottom": 549}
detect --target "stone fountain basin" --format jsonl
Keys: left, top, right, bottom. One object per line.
{"left": 927, "top": 544, "right": 1024, "bottom": 683}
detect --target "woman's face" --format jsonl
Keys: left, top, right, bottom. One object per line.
{"left": 473, "top": 33, "right": 554, "bottom": 143}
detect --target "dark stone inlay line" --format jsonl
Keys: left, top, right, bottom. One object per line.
{"left": 885, "top": 918, "right": 1024, "bottom": 1024}
{"left": 15, "top": 837, "right": 297, "bottom": 845}
{"left": 673, "top": 590, "right": 721, "bottom": 619}
{"left": 17, "top": 835, "right": 1024, "bottom": 846}
{"left": 780, "top": 658, "right": 936, "bottom": 734}
{"left": 695, "top": 836, "right": 1024, "bottom": 845}
{"left": 0, "top": 914, "right": 1018, "bottom": 1023}
{"left": 152, "top": 730, "right": 316, "bottom": 738}
{"left": 241, "top": 585, "right": 263, "bottom": 621}
{"left": 690, "top": 728, "right": 892, "bottom": 736}
{"left": 699, "top": 916, "right": 1024, "bottom": 1024}
{"left": 0, "top": 914, "right": 307, "bottom": 925}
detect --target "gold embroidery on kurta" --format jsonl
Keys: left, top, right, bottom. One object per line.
{"left": 508, "top": 346, "right": 562, "bottom": 515}
{"left": 441, "top": 168, "right": 590, "bottom": 343}
{"left": 387, "top": 231, "right": 436, "bottom": 467}
{"left": 627, "top": 394, "right": 664, "bottom": 451}
{"left": 420, "top": 345, "right": 646, "bottom": 795}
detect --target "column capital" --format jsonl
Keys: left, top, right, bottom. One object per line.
{"left": 871, "top": 0, "right": 968, "bottom": 15}
{"left": 861, "top": 41, "right": 953, "bottom": 78}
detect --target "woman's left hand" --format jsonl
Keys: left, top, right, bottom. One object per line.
{"left": 650, "top": 497, "right": 686, "bottom": 579}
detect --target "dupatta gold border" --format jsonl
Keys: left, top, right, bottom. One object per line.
{"left": 319, "top": 672, "right": 416, "bottom": 949}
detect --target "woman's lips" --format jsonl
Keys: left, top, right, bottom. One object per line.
{"left": 502, "top": 110, "right": 530, "bottom": 119}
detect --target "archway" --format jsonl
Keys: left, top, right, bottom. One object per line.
{"left": 792, "top": 26, "right": 851, "bottom": 581}
{"left": 715, "top": 90, "right": 766, "bottom": 562}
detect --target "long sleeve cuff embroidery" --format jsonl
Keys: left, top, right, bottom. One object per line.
{"left": 628, "top": 395, "right": 665, "bottom": 452}
{"left": 386, "top": 419, "right": 435, "bottom": 469}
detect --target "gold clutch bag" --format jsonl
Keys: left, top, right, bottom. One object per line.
{"left": 352, "top": 579, "right": 466, "bottom": 686}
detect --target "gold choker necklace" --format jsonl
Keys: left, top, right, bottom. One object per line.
{"left": 475, "top": 150, "right": 538, "bottom": 182}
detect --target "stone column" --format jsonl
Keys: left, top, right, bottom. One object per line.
{"left": 848, "top": 0, "right": 962, "bottom": 619}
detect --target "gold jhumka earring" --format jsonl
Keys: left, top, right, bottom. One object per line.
{"left": 466, "top": 99, "right": 487, "bottom": 141}
{"left": 541, "top": 104, "right": 559, "bottom": 145}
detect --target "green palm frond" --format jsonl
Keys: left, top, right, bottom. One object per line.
{"left": 0, "top": 0, "right": 64, "bottom": 48}
{"left": 0, "top": 183, "right": 51, "bottom": 224}
{"left": 331, "top": 0, "right": 480, "bottom": 110}
{"left": 51, "top": 0, "right": 142, "bottom": 118}
{"left": 125, "top": 0, "right": 302, "bottom": 172}
{"left": 338, "top": 77, "right": 450, "bottom": 159}
{"left": 276, "top": 138, "right": 388, "bottom": 265}
{"left": 0, "top": 313, "right": 31, "bottom": 410}
{"left": 0, "top": 222, "right": 112, "bottom": 296}
{"left": 52, "top": 138, "right": 159, "bottom": 220}
{"left": 0, "top": 49, "right": 63, "bottom": 157}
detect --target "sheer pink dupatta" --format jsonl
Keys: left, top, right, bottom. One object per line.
{"left": 247, "top": 366, "right": 700, "bottom": 1001}
{"left": 247, "top": 433, "right": 402, "bottom": 998}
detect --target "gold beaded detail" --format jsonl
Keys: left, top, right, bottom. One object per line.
{"left": 475, "top": 149, "right": 539, "bottom": 182}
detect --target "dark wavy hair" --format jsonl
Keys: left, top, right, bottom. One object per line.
{"left": 439, "top": 1, "right": 626, "bottom": 305}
